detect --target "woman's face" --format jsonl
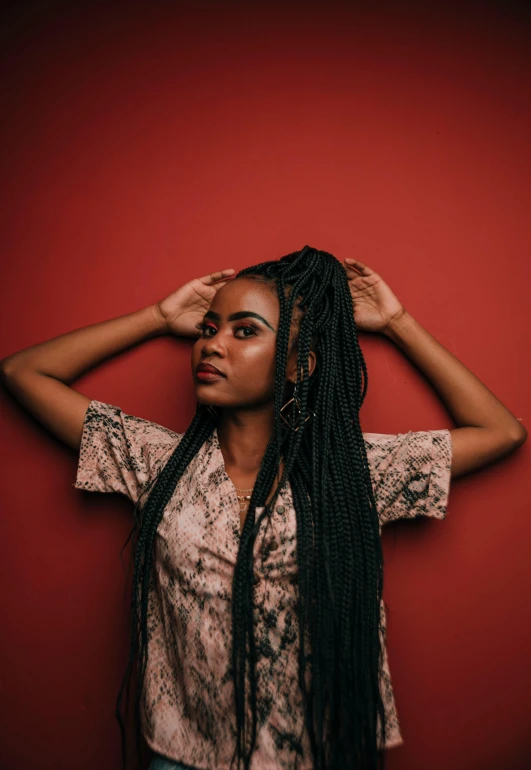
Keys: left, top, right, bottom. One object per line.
{"left": 191, "top": 278, "right": 281, "bottom": 409}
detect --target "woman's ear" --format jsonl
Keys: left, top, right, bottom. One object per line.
{"left": 307, "top": 350, "right": 317, "bottom": 378}
{"left": 286, "top": 350, "right": 317, "bottom": 384}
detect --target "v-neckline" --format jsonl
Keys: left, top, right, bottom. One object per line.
{"left": 212, "top": 427, "right": 264, "bottom": 536}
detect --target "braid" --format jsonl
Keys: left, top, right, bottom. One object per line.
{"left": 117, "top": 246, "right": 388, "bottom": 770}
{"left": 236, "top": 247, "right": 388, "bottom": 769}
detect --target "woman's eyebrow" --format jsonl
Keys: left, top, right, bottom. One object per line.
{"left": 204, "top": 310, "right": 275, "bottom": 332}
{"left": 229, "top": 311, "right": 276, "bottom": 331}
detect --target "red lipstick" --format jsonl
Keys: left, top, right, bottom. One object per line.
{"left": 195, "top": 363, "right": 226, "bottom": 381}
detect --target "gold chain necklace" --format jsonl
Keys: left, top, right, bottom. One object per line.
{"left": 233, "top": 456, "right": 283, "bottom": 512}
{"left": 234, "top": 486, "right": 254, "bottom": 512}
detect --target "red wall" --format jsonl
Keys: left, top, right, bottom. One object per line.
{"left": 1, "top": 2, "right": 530, "bottom": 768}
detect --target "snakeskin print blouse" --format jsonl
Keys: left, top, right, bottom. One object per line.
{"left": 74, "top": 400, "right": 452, "bottom": 769}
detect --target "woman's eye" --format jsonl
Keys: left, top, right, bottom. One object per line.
{"left": 196, "top": 322, "right": 217, "bottom": 337}
{"left": 195, "top": 322, "right": 257, "bottom": 338}
{"left": 234, "top": 324, "right": 257, "bottom": 338}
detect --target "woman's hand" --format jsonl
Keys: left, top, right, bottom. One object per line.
{"left": 155, "top": 269, "right": 235, "bottom": 337}
{"left": 343, "top": 258, "right": 406, "bottom": 334}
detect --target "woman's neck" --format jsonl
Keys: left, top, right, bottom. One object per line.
{"left": 216, "top": 405, "right": 274, "bottom": 474}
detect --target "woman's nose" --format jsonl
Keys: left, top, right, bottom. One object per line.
{"left": 201, "top": 335, "right": 226, "bottom": 358}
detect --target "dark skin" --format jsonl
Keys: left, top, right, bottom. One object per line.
{"left": 2, "top": 258, "right": 524, "bottom": 528}
{"left": 153, "top": 257, "right": 526, "bottom": 530}
{"left": 190, "top": 278, "right": 316, "bottom": 529}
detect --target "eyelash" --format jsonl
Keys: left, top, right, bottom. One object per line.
{"left": 195, "top": 321, "right": 258, "bottom": 338}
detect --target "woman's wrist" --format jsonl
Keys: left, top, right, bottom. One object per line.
{"left": 149, "top": 302, "right": 170, "bottom": 336}
{"left": 381, "top": 308, "right": 412, "bottom": 341}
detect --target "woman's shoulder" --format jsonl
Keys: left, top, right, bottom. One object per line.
{"left": 85, "top": 399, "right": 183, "bottom": 445}
{"left": 362, "top": 428, "right": 451, "bottom": 467}
{"left": 74, "top": 399, "right": 184, "bottom": 502}
{"left": 362, "top": 428, "right": 452, "bottom": 525}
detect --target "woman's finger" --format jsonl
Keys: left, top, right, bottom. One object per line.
{"left": 344, "top": 258, "right": 374, "bottom": 275}
{"left": 211, "top": 277, "right": 235, "bottom": 293}
{"left": 198, "top": 268, "right": 236, "bottom": 285}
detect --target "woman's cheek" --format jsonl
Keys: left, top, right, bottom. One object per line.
{"left": 240, "top": 339, "right": 275, "bottom": 367}
{"left": 254, "top": 343, "right": 277, "bottom": 389}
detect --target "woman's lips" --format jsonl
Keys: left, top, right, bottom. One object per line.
{"left": 196, "top": 370, "right": 225, "bottom": 381}
{"left": 195, "top": 363, "right": 226, "bottom": 381}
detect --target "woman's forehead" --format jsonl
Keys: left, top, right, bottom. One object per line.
{"left": 209, "top": 277, "right": 279, "bottom": 316}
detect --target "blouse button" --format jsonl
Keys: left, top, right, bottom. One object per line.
{"left": 276, "top": 505, "right": 285, "bottom": 514}
{"left": 268, "top": 538, "right": 279, "bottom": 552}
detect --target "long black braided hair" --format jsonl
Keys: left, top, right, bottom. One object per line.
{"left": 116, "top": 246, "right": 388, "bottom": 770}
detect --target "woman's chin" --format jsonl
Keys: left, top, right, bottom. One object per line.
{"left": 195, "top": 393, "right": 225, "bottom": 407}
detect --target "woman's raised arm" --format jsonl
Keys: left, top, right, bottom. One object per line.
{"left": 0, "top": 268, "right": 235, "bottom": 452}
{"left": 0, "top": 304, "right": 168, "bottom": 451}
{"left": 343, "top": 257, "right": 527, "bottom": 479}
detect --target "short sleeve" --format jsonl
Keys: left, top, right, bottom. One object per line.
{"left": 363, "top": 429, "right": 452, "bottom": 527}
{"left": 73, "top": 400, "right": 183, "bottom": 505}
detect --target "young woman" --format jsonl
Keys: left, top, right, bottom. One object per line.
{"left": 1, "top": 246, "right": 526, "bottom": 770}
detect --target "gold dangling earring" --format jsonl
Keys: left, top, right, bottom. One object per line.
{"left": 280, "top": 383, "right": 315, "bottom": 432}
